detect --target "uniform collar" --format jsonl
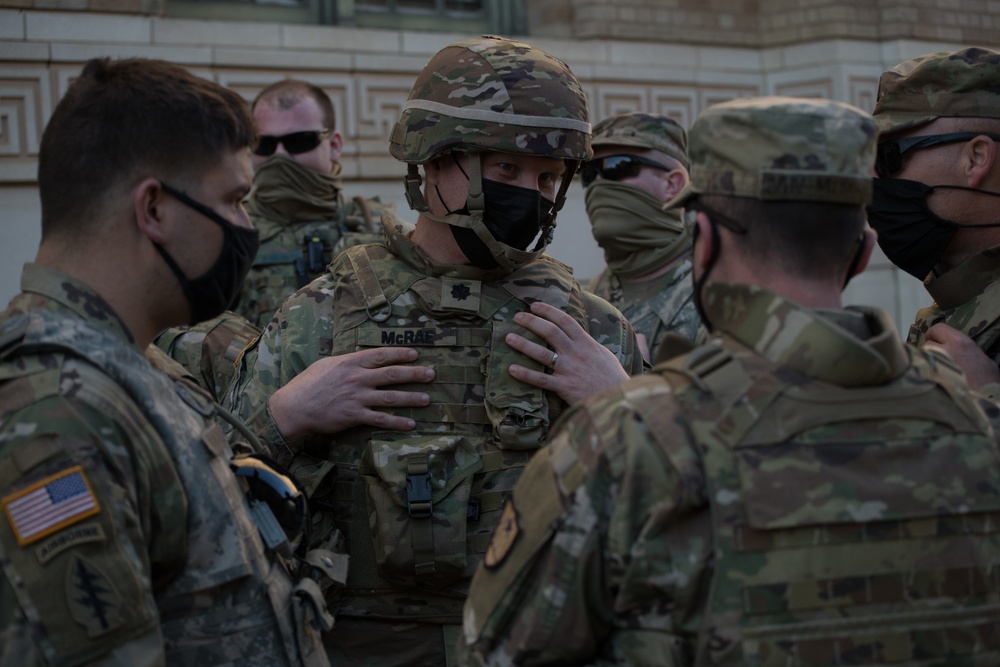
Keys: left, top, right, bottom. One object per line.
{"left": 704, "top": 282, "right": 909, "bottom": 386}
{"left": 924, "top": 242, "right": 1000, "bottom": 310}
{"left": 14, "top": 263, "right": 136, "bottom": 346}
{"left": 383, "top": 220, "right": 515, "bottom": 283}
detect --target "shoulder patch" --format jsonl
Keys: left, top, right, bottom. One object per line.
{"left": 483, "top": 499, "right": 520, "bottom": 570}
{"left": 3, "top": 466, "right": 100, "bottom": 546}
{"left": 66, "top": 553, "right": 122, "bottom": 637}
{"left": 35, "top": 521, "right": 107, "bottom": 565}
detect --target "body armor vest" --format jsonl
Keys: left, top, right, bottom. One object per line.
{"left": 1, "top": 311, "right": 328, "bottom": 667}
{"left": 645, "top": 340, "right": 1000, "bottom": 665}
{"left": 240, "top": 196, "right": 382, "bottom": 327}
{"left": 316, "top": 243, "right": 587, "bottom": 621}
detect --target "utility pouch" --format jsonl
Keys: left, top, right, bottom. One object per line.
{"left": 361, "top": 433, "right": 483, "bottom": 587}
{"left": 484, "top": 322, "right": 550, "bottom": 450}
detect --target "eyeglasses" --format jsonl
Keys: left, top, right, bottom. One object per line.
{"left": 580, "top": 154, "right": 672, "bottom": 187}
{"left": 253, "top": 129, "right": 330, "bottom": 157}
{"left": 875, "top": 132, "right": 1000, "bottom": 178}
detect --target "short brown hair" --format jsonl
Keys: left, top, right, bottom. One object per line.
{"left": 38, "top": 58, "right": 254, "bottom": 238}
{"left": 251, "top": 79, "right": 336, "bottom": 130}
{"left": 700, "top": 194, "right": 866, "bottom": 282}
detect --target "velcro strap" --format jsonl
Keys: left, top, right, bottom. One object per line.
{"left": 685, "top": 343, "right": 751, "bottom": 405}
{"left": 253, "top": 250, "right": 302, "bottom": 267}
{"left": 480, "top": 451, "right": 506, "bottom": 473}
{"left": 393, "top": 403, "right": 490, "bottom": 425}
{"left": 427, "top": 365, "right": 485, "bottom": 384}
{"left": 294, "top": 577, "right": 335, "bottom": 632}
{"left": 743, "top": 566, "right": 1000, "bottom": 615}
{"left": 407, "top": 455, "right": 436, "bottom": 576}
{"left": 736, "top": 512, "right": 1000, "bottom": 553}
{"left": 473, "top": 491, "right": 506, "bottom": 514}
{"left": 348, "top": 247, "right": 391, "bottom": 321}
{"left": 747, "top": 615, "right": 1000, "bottom": 665}
{"left": 304, "top": 548, "right": 349, "bottom": 586}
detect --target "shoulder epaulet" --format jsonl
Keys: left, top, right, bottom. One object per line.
{"left": 501, "top": 257, "right": 576, "bottom": 312}
{"left": 536, "top": 253, "right": 573, "bottom": 274}
{"left": 655, "top": 341, "right": 753, "bottom": 408}
{"left": 912, "top": 345, "right": 994, "bottom": 436}
{"left": 0, "top": 318, "right": 29, "bottom": 360}
{"left": 152, "top": 326, "right": 185, "bottom": 356}
{"left": 344, "top": 244, "right": 393, "bottom": 322}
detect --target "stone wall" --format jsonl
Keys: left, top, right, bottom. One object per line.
{"left": 0, "top": 7, "right": 995, "bottom": 332}
{"left": 529, "top": 0, "right": 1000, "bottom": 47}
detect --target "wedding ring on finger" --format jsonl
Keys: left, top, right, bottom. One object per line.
{"left": 550, "top": 352, "right": 559, "bottom": 369}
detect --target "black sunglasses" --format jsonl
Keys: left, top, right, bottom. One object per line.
{"left": 875, "top": 132, "right": 1000, "bottom": 178}
{"left": 580, "top": 154, "right": 672, "bottom": 187}
{"left": 253, "top": 129, "right": 330, "bottom": 157}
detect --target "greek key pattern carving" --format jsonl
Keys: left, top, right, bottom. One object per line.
{"left": 0, "top": 57, "right": 887, "bottom": 183}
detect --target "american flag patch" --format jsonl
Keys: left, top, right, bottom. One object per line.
{"left": 3, "top": 466, "right": 100, "bottom": 546}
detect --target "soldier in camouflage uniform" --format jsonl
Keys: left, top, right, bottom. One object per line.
{"left": 583, "top": 112, "right": 703, "bottom": 363}
{"left": 226, "top": 36, "right": 643, "bottom": 666}
{"left": 0, "top": 57, "right": 415, "bottom": 666}
{"left": 152, "top": 309, "right": 260, "bottom": 402}
{"left": 868, "top": 48, "right": 1000, "bottom": 377}
{"left": 155, "top": 80, "right": 408, "bottom": 401}
{"left": 234, "top": 78, "right": 399, "bottom": 327}
{"left": 461, "top": 97, "right": 1000, "bottom": 665}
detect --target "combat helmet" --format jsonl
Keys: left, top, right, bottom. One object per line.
{"left": 389, "top": 35, "right": 592, "bottom": 272}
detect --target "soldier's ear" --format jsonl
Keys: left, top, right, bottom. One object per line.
{"left": 662, "top": 169, "right": 687, "bottom": 202}
{"left": 133, "top": 178, "right": 169, "bottom": 245}
{"left": 965, "top": 134, "right": 997, "bottom": 188}
{"left": 328, "top": 130, "right": 344, "bottom": 165}
{"left": 851, "top": 228, "right": 877, "bottom": 279}
{"left": 692, "top": 213, "right": 715, "bottom": 272}
{"left": 422, "top": 155, "right": 447, "bottom": 187}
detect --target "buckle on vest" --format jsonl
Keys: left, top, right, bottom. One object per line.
{"left": 406, "top": 459, "right": 433, "bottom": 518}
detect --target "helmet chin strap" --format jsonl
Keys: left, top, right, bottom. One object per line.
{"left": 456, "top": 153, "right": 538, "bottom": 271}
{"left": 402, "top": 152, "right": 579, "bottom": 271}
{"left": 537, "top": 161, "right": 577, "bottom": 250}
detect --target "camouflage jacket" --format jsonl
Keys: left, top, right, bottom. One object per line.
{"left": 152, "top": 310, "right": 260, "bottom": 403}
{"left": 462, "top": 281, "right": 1000, "bottom": 666}
{"left": 908, "top": 243, "right": 1000, "bottom": 365}
{"left": 234, "top": 188, "right": 394, "bottom": 327}
{"left": 587, "top": 253, "right": 703, "bottom": 361}
{"left": 0, "top": 264, "right": 328, "bottom": 667}
{"left": 226, "top": 219, "right": 642, "bottom": 647}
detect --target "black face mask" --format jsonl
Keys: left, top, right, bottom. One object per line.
{"left": 867, "top": 178, "right": 1000, "bottom": 280}
{"left": 443, "top": 178, "right": 555, "bottom": 270}
{"left": 155, "top": 182, "right": 260, "bottom": 324}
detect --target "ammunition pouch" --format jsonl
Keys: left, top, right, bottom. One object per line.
{"left": 361, "top": 433, "right": 483, "bottom": 588}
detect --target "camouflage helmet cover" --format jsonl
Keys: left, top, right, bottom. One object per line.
{"left": 669, "top": 96, "right": 877, "bottom": 208}
{"left": 872, "top": 47, "right": 1000, "bottom": 135}
{"left": 591, "top": 112, "right": 689, "bottom": 169}
{"left": 389, "top": 35, "right": 592, "bottom": 164}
